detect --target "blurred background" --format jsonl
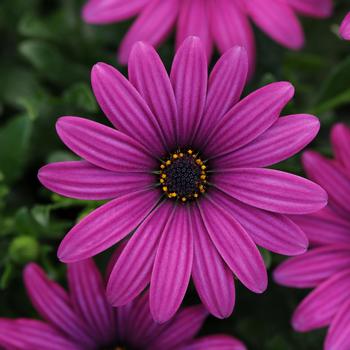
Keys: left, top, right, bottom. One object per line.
{"left": 0, "top": 0, "right": 350, "bottom": 349}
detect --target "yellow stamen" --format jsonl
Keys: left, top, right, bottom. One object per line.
{"left": 162, "top": 186, "right": 168, "bottom": 192}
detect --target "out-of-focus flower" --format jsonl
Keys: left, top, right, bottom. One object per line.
{"left": 82, "top": 0, "right": 333, "bottom": 72}
{"left": 274, "top": 123, "right": 350, "bottom": 350}
{"left": 0, "top": 259, "right": 246, "bottom": 350}
{"left": 38, "top": 37, "right": 327, "bottom": 322}
{"left": 340, "top": 12, "right": 350, "bottom": 40}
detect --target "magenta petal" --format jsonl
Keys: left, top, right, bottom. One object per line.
{"left": 292, "top": 269, "right": 350, "bottom": 332}
{"left": 194, "top": 46, "right": 248, "bottom": 148}
{"left": 274, "top": 245, "right": 350, "bottom": 288}
{"left": 340, "top": 12, "right": 350, "bottom": 40}
{"left": 82, "top": 0, "right": 147, "bottom": 24}
{"left": 287, "top": 0, "right": 332, "bottom": 17}
{"left": 214, "top": 168, "right": 327, "bottom": 214}
{"left": 0, "top": 319, "right": 82, "bottom": 350}
{"left": 204, "top": 82, "right": 295, "bottom": 157}
{"left": 107, "top": 202, "right": 173, "bottom": 306}
{"left": 67, "top": 259, "right": 116, "bottom": 344}
{"left": 91, "top": 62, "right": 165, "bottom": 155}
{"left": 183, "top": 335, "right": 247, "bottom": 350}
{"left": 58, "top": 189, "right": 159, "bottom": 262}
{"left": 23, "top": 264, "right": 95, "bottom": 347}
{"left": 331, "top": 123, "right": 350, "bottom": 172}
{"left": 118, "top": 0, "right": 178, "bottom": 64}
{"left": 170, "top": 37, "right": 208, "bottom": 147}
{"left": 148, "top": 305, "right": 207, "bottom": 350}
{"left": 214, "top": 192, "right": 308, "bottom": 256}
{"left": 198, "top": 195, "right": 267, "bottom": 293}
{"left": 302, "top": 151, "right": 350, "bottom": 215}
{"left": 191, "top": 205, "right": 235, "bottom": 318}
{"left": 38, "top": 160, "right": 154, "bottom": 200}
{"left": 128, "top": 42, "right": 178, "bottom": 149}
{"left": 56, "top": 116, "right": 156, "bottom": 173}
{"left": 150, "top": 206, "right": 194, "bottom": 323}
{"left": 176, "top": 0, "right": 212, "bottom": 59}
{"left": 246, "top": 0, "right": 304, "bottom": 49}
{"left": 214, "top": 114, "right": 320, "bottom": 168}
{"left": 325, "top": 299, "right": 350, "bottom": 350}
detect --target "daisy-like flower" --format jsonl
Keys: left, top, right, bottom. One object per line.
{"left": 274, "top": 123, "right": 350, "bottom": 350}
{"left": 38, "top": 37, "right": 327, "bottom": 323}
{"left": 0, "top": 258, "right": 245, "bottom": 350}
{"left": 82, "top": 0, "right": 333, "bottom": 71}
{"left": 340, "top": 12, "right": 350, "bottom": 40}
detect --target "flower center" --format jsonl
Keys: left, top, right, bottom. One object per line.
{"left": 159, "top": 149, "right": 207, "bottom": 202}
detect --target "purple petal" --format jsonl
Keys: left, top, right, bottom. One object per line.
{"left": 246, "top": 0, "right": 304, "bottom": 49}
{"left": 23, "top": 264, "right": 95, "bottom": 347}
{"left": 274, "top": 245, "right": 350, "bottom": 288}
{"left": 170, "top": 37, "right": 207, "bottom": 147}
{"left": 148, "top": 305, "right": 207, "bottom": 350}
{"left": 194, "top": 46, "right": 248, "bottom": 148}
{"left": 82, "top": 0, "right": 147, "bottom": 24}
{"left": 214, "top": 168, "right": 327, "bottom": 214}
{"left": 150, "top": 205, "right": 194, "bottom": 323}
{"left": 287, "top": 0, "right": 332, "bottom": 17}
{"left": 214, "top": 114, "right": 320, "bottom": 168}
{"left": 191, "top": 205, "right": 235, "bottom": 318}
{"left": 292, "top": 269, "right": 350, "bottom": 331}
{"left": 183, "top": 335, "right": 247, "bottom": 350}
{"left": 128, "top": 42, "right": 178, "bottom": 150}
{"left": 203, "top": 82, "right": 295, "bottom": 157}
{"left": 118, "top": 0, "right": 178, "bottom": 64}
{"left": 340, "top": 12, "right": 350, "bottom": 40}
{"left": 214, "top": 191, "right": 308, "bottom": 256}
{"left": 107, "top": 202, "right": 173, "bottom": 306}
{"left": 0, "top": 319, "right": 82, "bottom": 350}
{"left": 331, "top": 123, "right": 350, "bottom": 172}
{"left": 58, "top": 189, "right": 159, "bottom": 262}
{"left": 67, "top": 259, "right": 116, "bottom": 344}
{"left": 56, "top": 116, "right": 156, "bottom": 173}
{"left": 38, "top": 160, "right": 154, "bottom": 200}
{"left": 198, "top": 193, "right": 267, "bottom": 293}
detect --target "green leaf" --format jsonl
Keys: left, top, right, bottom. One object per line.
{"left": 63, "top": 82, "right": 98, "bottom": 113}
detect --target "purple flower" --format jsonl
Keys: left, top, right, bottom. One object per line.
{"left": 0, "top": 258, "right": 245, "bottom": 350}
{"left": 340, "top": 12, "right": 350, "bottom": 40}
{"left": 82, "top": 0, "right": 332, "bottom": 71}
{"left": 274, "top": 123, "right": 350, "bottom": 350}
{"left": 38, "top": 37, "right": 327, "bottom": 322}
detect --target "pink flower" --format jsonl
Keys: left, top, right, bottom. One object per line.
{"left": 82, "top": 0, "right": 333, "bottom": 71}
{"left": 38, "top": 37, "right": 327, "bottom": 322}
{"left": 0, "top": 259, "right": 246, "bottom": 350}
{"left": 340, "top": 12, "right": 350, "bottom": 40}
{"left": 274, "top": 123, "right": 350, "bottom": 350}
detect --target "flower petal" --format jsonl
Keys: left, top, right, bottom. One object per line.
{"left": 38, "top": 160, "right": 154, "bottom": 200}
{"left": 128, "top": 42, "right": 178, "bottom": 150}
{"left": 118, "top": 0, "right": 179, "bottom": 64}
{"left": 214, "top": 168, "right": 327, "bottom": 214}
{"left": 91, "top": 62, "right": 165, "bottom": 155}
{"left": 203, "top": 82, "right": 295, "bottom": 157}
{"left": 67, "top": 259, "right": 116, "bottom": 344}
{"left": 245, "top": 0, "right": 304, "bottom": 49}
{"left": 274, "top": 245, "right": 350, "bottom": 288}
{"left": 340, "top": 12, "right": 350, "bottom": 40}
{"left": 214, "top": 114, "right": 320, "bottom": 168}
{"left": 0, "top": 319, "right": 83, "bottom": 350}
{"left": 58, "top": 189, "right": 159, "bottom": 262}
{"left": 194, "top": 46, "right": 248, "bottom": 148}
{"left": 198, "top": 193, "right": 267, "bottom": 293}
{"left": 287, "top": 0, "right": 332, "bottom": 17}
{"left": 183, "top": 335, "right": 247, "bottom": 350}
{"left": 107, "top": 202, "right": 173, "bottom": 306}
{"left": 170, "top": 37, "right": 207, "bottom": 147}
{"left": 150, "top": 205, "right": 194, "bottom": 323}
{"left": 191, "top": 205, "right": 235, "bottom": 318}
{"left": 292, "top": 269, "right": 350, "bottom": 331}
{"left": 56, "top": 116, "right": 156, "bottom": 173}
{"left": 82, "top": 0, "right": 148, "bottom": 24}
{"left": 23, "top": 264, "right": 95, "bottom": 347}
{"left": 331, "top": 123, "right": 350, "bottom": 172}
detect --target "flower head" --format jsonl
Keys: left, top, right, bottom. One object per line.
{"left": 38, "top": 37, "right": 327, "bottom": 322}
{"left": 340, "top": 12, "right": 350, "bottom": 40}
{"left": 274, "top": 123, "right": 350, "bottom": 350}
{"left": 0, "top": 258, "right": 245, "bottom": 350}
{"left": 82, "top": 0, "right": 333, "bottom": 71}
